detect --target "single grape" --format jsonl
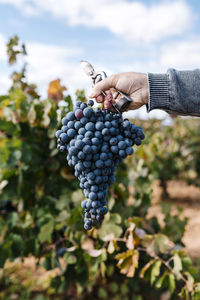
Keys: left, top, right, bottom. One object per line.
{"left": 110, "top": 127, "right": 117, "bottom": 136}
{"left": 87, "top": 172, "right": 95, "bottom": 180}
{"left": 118, "top": 141, "right": 126, "bottom": 150}
{"left": 110, "top": 146, "right": 118, "bottom": 154}
{"left": 83, "top": 145, "right": 91, "bottom": 154}
{"left": 67, "top": 129, "right": 76, "bottom": 139}
{"left": 95, "top": 176, "right": 102, "bottom": 184}
{"left": 83, "top": 107, "right": 93, "bottom": 118}
{"left": 110, "top": 137, "right": 118, "bottom": 145}
{"left": 91, "top": 185, "right": 98, "bottom": 192}
{"left": 61, "top": 125, "right": 68, "bottom": 132}
{"left": 94, "top": 131, "right": 102, "bottom": 139}
{"left": 62, "top": 117, "right": 68, "bottom": 125}
{"left": 80, "top": 117, "right": 89, "bottom": 125}
{"left": 74, "top": 121, "right": 82, "bottom": 130}
{"left": 87, "top": 99, "right": 94, "bottom": 106}
{"left": 85, "top": 131, "right": 94, "bottom": 138}
{"left": 81, "top": 200, "right": 87, "bottom": 209}
{"left": 66, "top": 111, "right": 75, "bottom": 121}
{"left": 67, "top": 121, "right": 75, "bottom": 129}
{"left": 100, "top": 153, "right": 107, "bottom": 161}
{"left": 60, "top": 146, "right": 66, "bottom": 152}
{"left": 119, "top": 149, "right": 126, "bottom": 158}
{"left": 83, "top": 161, "right": 92, "bottom": 168}
{"left": 75, "top": 140, "right": 84, "bottom": 149}
{"left": 80, "top": 103, "right": 87, "bottom": 110}
{"left": 89, "top": 192, "right": 97, "bottom": 201}
{"left": 135, "top": 137, "right": 142, "bottom": 145}
{"left": 96, "top": 160, "right": 104, "bottom": 168}
{"left": 102, "top": 128, "right": 109, "bottom": 135}
{"left": 86, "top": 200, "right": 92, "bottom": 210}
{"left": 126, "top": 147, "right": 134, "bottom": 156}
{"left": 75, "top": 109, "right": 84, "bottom": 119}
{"left": 95, "top": 121, "right": 104, "bottom": 131}
{"left": 60, "top": 133, "right": 69, "bottom": 143}
{"left": 82, "top": 138, "right": 92, "bottom": 145}
{"left": 78, "top": 127, "right": 86, "bottom": 135}
{"left": 75, "top": 100, "right": 82, "bottom": 107}
{"left": 85, "top": 122, "right": 95, "bottom": 131}
{"left": 56, "top": 129, "right": 62, "bottom": 138}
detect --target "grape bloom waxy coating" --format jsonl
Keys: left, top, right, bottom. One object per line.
{"left": 56, "top": 100, "right": 145, "bottom": 230}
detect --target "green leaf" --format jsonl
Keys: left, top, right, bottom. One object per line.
{"left": 184, "top": 271, "right": 194, "bottom": 292}
{"left": 151, "top": 260, "right": 162, "bottom": 285}
{"left": 98, "top": 287, "right": 108, "bottom": 299}
{"left": 120, "top": 283, "right": 129, "bottom": 295}
{"left": 64, "top": 252, "right": 77, "bottom": 264}
{"left": 139, "top": 259, "right": 154, "bottom": 279}
{"left": 38, "top": 219, "right": 54, "bottom": 243}
{"left": 65, "top": 95, "right": 73, "bottom": 111}
{"left": 154, "top": 234, "right": 172, "bottom": 254}
{"left": 173, "top": 253, "right": 182, "bottom": 279}
{"left": 155, "top": 270, "right": 168, "bottom": 289}
{"left": 108, "top": 282, "right": 119, "bottom": 293}
{"left": 168, "top": 273, "right": 176, "bottom": 294}
{"left": 98, "top": 219, "right": 122, "bottom": 241}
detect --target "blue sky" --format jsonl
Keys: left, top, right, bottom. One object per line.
{"left": 0, "top": 0, "right": 200, "bottom": 119}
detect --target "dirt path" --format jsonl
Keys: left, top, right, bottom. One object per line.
{"left": 150, "top": 180, "right": 200, "bottom": 258}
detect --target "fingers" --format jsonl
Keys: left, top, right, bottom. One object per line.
{"left": 96, "top": 94, "right": 104, "bottom": 103}
{"left": 89, "top": 75, "right": 116, "bottom": 98}
{"left": 104, "top": 91, "right": 113, "bottom": 109}
{"left": 95, "top": 90, "right": 114, "bottom": 108}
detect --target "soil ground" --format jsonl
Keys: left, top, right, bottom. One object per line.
{"left": 150, "top": 180, "right": 200, "bottom": 258}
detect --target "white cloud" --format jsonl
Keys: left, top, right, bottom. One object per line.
{"left": 0, "top": 74, "right": 11, "bottom": 93}
{"left": 25, "top": 42, "right": 90, "bottom": 97}
{"left": 160, "top": 39, "right": 200, "bottom": 69}
{"left": 0, "top": 34, "right": 89, "bottom": 97}
{"left": 0, "top": 0, "right": 193, "bottom": 43}
{"left": 0, "top": 33, "right": 7, "bottom": 61}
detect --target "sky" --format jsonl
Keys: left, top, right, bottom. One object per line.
{"left": 0, "top": 0, "right": 200, "bottom": 119}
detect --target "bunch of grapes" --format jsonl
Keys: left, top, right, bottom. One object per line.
{"left": 56, "top": 100, "right": 145, "bottom": 230}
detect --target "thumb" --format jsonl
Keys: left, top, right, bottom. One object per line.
{"left": 89, "top": 75, "right": 116, "bottom": 98}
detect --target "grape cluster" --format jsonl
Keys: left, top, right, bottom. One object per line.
{"left": 56, "top": 100, "right": 145, "bottom": 230}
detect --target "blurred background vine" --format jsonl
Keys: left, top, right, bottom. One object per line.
{"left": 0, "top": 36, "right": 200, "bottom": 300}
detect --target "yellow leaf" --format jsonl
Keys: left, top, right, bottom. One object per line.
{"left": 108, "top": 241, "right": 115, "bottom": 254}
{"left": 100, "top": 262, "right": 106, "bottom": 278}
{"left": 116, "top": 250, "right": 139, "bottom": 278}
{"left": 126, "top": 232, "right": 134, "bottom": 250}
{"left": 48, "top": 79, "right": 67, "bottom": 102}
{"left": 139, "top": 259, "right": 154, "bottom": 279}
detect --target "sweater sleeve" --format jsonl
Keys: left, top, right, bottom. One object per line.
{"left": 147, "top": 69, "right": 200, "bottom": 117}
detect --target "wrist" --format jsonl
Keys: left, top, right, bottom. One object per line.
{"left": 147, "top": 73, "right": 170, "bottom": 112}
{"left": 142, "top": 74, "right": 149, "bottom": 105}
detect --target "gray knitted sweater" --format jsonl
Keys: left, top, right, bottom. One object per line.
{"left": 148, "top": 69, "right": 200, "bottom": 116}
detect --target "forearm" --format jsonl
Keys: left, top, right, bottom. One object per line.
{"left": 147, "top": 69, "right": 200, "bottom": 116}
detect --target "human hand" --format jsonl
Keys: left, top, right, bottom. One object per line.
{"left": 89, "top": 72, "right": 148, "bottom": 111}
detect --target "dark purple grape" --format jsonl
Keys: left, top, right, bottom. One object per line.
{"left": 75, "top": 109, "right": 84, "bottom": 119}
{"left": 87, "top": 99, "right": 94, "bottom": 106}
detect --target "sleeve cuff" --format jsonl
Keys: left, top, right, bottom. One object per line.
{"left": 147, "top": 73, "right": 170, "bottom": 112}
